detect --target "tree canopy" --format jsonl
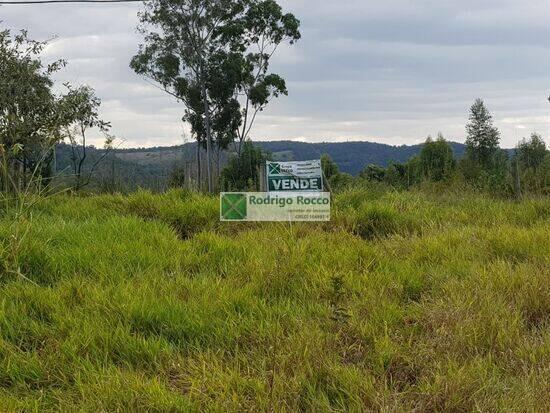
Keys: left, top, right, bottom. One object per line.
{"left": 0, "top": 29, "right": 68, "bottom": 190}
{"left": 131, "top": 0, "right": 300, "bottom": 191}
{"left": 419, "top": 133, "right": 454, "bottom": 181}
{"left": 465, "top": 98, "right": 500, "bottom": 169}
{"left": 0, "top": 28, "right": 113, "bottom": 193}
{"left": 517, "top": 132, "right": 548, "bottom": 171}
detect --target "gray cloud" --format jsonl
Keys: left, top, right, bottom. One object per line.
{"left": 1, "top": 0, "right": 549, "bottom": 147}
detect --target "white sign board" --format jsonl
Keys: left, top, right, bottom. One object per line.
{"left": 266, "top": 160, "right": 323, "bottom": 192}
{"left": 220, "top": 192, "right": 330, "bottom": 222}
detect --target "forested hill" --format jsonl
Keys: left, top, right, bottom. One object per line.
{"left": 256, "top": 141, "right": 467, "bottom": 175}
{"left": 108, "top": 139, "right": 468, "bottom": 175}
{"left": 54, "top": 140, "right": 468, "bottom": 190}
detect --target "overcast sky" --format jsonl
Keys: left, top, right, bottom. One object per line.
{"left": 2, "top": 0, "right": 550, "bottom": 148}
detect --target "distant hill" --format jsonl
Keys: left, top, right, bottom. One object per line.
{"left": 53, "top": 140, "right": 469, "bottom": 190}
{"left": 256, "top": 141, "right": 467, "bottom": 176}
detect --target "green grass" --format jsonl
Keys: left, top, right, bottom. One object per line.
{"left": 0, "top": 188, "right": 549, "bottom": 411}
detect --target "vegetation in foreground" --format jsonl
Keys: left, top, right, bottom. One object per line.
{"left": 0, "top": 188, "right": 548, "bottom": 411}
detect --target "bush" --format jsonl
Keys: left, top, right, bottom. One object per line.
{"left": 354, "top": 204, "right": 416, "bottom": 240}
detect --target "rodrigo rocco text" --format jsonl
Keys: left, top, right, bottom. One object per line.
{"left": 249, "top": 194, "right": 330, "bottom": 208}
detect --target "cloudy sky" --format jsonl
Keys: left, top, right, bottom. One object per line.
{"left": 2, "top": 0, "right": 550, "bottom": 148}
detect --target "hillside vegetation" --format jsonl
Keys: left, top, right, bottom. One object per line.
{"left": 52, "top": 140, "right": 466, "bottom": 191}
{"left": 0, "top": 188, "right": 549, "bottom": 411}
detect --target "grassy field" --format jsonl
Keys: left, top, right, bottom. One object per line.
{"left": 0, "top": 188, "right": 548, "bottom": 411}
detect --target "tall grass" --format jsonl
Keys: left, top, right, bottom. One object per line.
{"left": 0, "top": 188, "right": 548, "bottom": 411}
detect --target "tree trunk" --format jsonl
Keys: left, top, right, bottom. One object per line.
{"left": 513, "top": 158, "right": 522, "bottom": 200}
{"left": 53, "top": 145, "right": 57, "bottom": 177}
{"left": 196, "top": 141, "right": 201, "bottom": 191}
{"left": 258, "top": 163, "right": 266, "bottom": 192}
{"left": 200, "top": 77, "right": 213, "bottom": 193}
{"left": 74, "top": 127, "right": 87, "bottom": 191}
{"left": 216, "top": 145, "right": 222, "bottom": 189}
{"left": 111, "top": 152, "right": 116, "bottom": 193}
{"left": 22, "top": 156, "right": 27, "bottom": 190}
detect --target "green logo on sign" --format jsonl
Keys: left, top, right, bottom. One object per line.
{"left": 221, "top": 193, "right": 247, "bottom": 220}
{"left": 268, "top": 163, "right": 281, "bottom": 175}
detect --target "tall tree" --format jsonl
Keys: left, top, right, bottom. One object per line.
{"left": 465, "top": 98, "right": 500, "bottom": 169}
{"left": 131, "top": 0, "right": 237, "bottom": 192}
{"left": 131, "top": 0, "right": 300, "bottom": 192}
{"left": 0, "top": 29, "right": 67, "bottom": 192}
{"left": 231, "top": 0, "right": 300, "bottom": 156}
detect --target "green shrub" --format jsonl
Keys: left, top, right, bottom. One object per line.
{"left": 354, "top": 204, "right": 418, "bottom": 240}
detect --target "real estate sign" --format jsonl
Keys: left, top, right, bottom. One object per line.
{"left": 266, "top": 160, "right": 323, "bottom": 192}
{"left": 220, "top": 192, "right": 330, "bottom": 222}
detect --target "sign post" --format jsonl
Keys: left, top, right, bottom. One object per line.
{"left": 221, "top": 159, "right": 330, "bottom": 222}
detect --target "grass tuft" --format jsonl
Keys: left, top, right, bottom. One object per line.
{"left": 0, "top": 189, "right": 548, "bottom": 411}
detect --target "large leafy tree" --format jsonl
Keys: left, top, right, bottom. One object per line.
{"left": 0, "top": 29, "right": 67, "bottom": 191}
{"left": 131, "top": 0, "right": 238, "bottom": 192}
{"left": 131, "top": 0, "right": 300, "bottom": 192}
{"left": 231, "top": 0, "right": 300, "bottom": 156}
{"left": 465, "top": 98, "right": 500, "bottom": 169}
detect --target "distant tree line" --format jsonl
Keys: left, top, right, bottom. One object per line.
{"left": 338, "top": 99, "right": 549, "bottom": 197}
{"left": 219, "top": 98, "right": 549, "bottom": 197}
{"left": 2, "top": 23, "right": 548, "bottom": 198}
